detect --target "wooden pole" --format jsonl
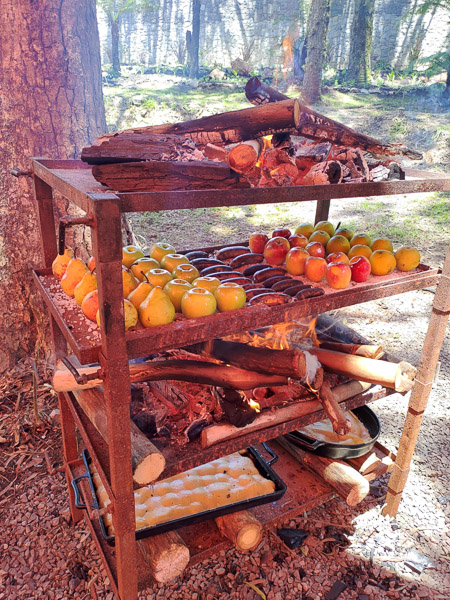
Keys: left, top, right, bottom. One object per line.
{"left": 276, "top": 436, "right": 370, "bottom": 506}
{"left": 383, "top": 246, "right": 450, "bottom": 516}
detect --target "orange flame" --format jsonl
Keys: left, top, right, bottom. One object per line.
{"left": 248, "top": 398, "right": 261, "bottom": 413}
{"left": 256, "top": 135, "right": 273, "bottom": 168}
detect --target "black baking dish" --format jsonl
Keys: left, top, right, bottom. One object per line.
{"left": 72, "top": 443, "right": 286, "bottom": 545}
{"left": 285, "top": 404, "right": 381, "bottom": 460}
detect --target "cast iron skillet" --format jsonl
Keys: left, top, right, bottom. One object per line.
{"left": 285, "top": 405, "right": 380, "bottom": 460}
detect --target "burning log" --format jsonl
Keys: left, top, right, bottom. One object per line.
{"left": 245, "top": 76, "right": 422, "bottom": 160}
{"left": 318, "top": 377, "right": 351, "bottom": 435}
{"left": 73, "top": 388, "right": 165, "bottom": 485}
{"left": 308, "top": 348, "right": 416, "bottom": 392}
{"left": 92, "top": 98, "right": 299, "bottom": 148}
{"left": 215, "top": 510, "right": 263, "bottom": 551}
{"left": 138, "top": 532, "right": 190, "bottom": 583}
{"left": 91, "top": 160, "right": 250, "bottom": 192}
{"left": 81, "top": 132, "right": 195, "bottom": 165}
{"left": 204, "top": 143, "right": 229, "bottom": 161}
{"left": 297, "top": 160, "right": 343, "bottom": 185}
{"left": 227, "top": 143, "right": 258, "bottom": 174}
{"left": 53, "top": 358, "right": 288, "bottom": 393}
{"left": 276, "top": 436, "right": 370, "bottom": 506}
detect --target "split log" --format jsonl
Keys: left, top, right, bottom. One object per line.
{"left": 318, "top": 342, "right": 384, "bottom": 360}
{"left": 81, "top": 132, "right": 193, "bottom": 165}
{"left": 228, "top": 144, "right": 258, "bottom": 174}
{"left": 52, "top": 358, "right": 288, "bottom": 393}
{"left": 330, "top": 147, "right": 371, "bottom": 181}
{"left": 308, "top": 348, "right": 416, "bottom": 392}
{"left": 91, "top": 160, "right": 250, "bottom": 192}
{"left": 215, "top": 510, "right": 263, "bottom": 551}
{"left": 347, "top": 443, "right": 395, "bottom": 480}
{"left": 245, "top": 76, "right": 422, "bottom": 160}
{"left": 297, "top": 160, "right": 343, "bottom": 185}
{"left": 318, "top": 378, "right": 351, "bottom": 435}
{"left": 191, "top": 339, "right": 323, "bottom": 389}
{"left": 73, "top": 388, "right": 165, "bottom": 485}
{"left": 276, "top": 436, "right": 370, "bottom": 506}
{"left": 200, "top": 380, "right": 371, "bottom": 448}
{"left": 138, "top": 531, "right": 190, "bottom": 583}
{"left": 92, "top": 98, "right": 299, "bottom": 148}
{"left": 204, "top": 143, "right": 229, "bottom": 161}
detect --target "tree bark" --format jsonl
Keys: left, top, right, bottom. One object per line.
{"left": 188, "top": 0, "right": 201, "bottom": 78}
{"left": 346, "top": 0, "right": 375, "bottom": 87}
{"left": 0, "top": 0, "right": 106, "bottom": 372}
{"left": 110, "top": 17, "right": 121, "bottom": 78}
{"left": 302, "top": 0, "right": 330, "bottom": 104}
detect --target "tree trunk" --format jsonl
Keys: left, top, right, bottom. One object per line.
{"left": 347, "top": 0, "right": 375, "bottom": 87}
{"left": 302, "top": 0, "right": 330, "bottom": 105}
{"left": 0, "top": 0, "right": 107, "bottom": 372}
{"left": 188, "top": 0, "right": 201, "bottom": 78}
{"left": 111, "top": 17, "right": 121, "bottom": 78}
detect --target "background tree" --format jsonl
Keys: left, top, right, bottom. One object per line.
{"left": 0, "top": 0, "right": 107, "bottom": 372}
{"left": 302, "top": 0, "right": 331, "bottom": 104}
{"left": 346, "top": 0, "right": 375, "bottom": 87}
{"left": 98, "top": 0, "right": 157, "bottom": 77}
{"left": 186, "top": 0, "right": 201, "bottom": 78}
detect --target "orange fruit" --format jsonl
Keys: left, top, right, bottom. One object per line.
{"left": 327, "top": 252, "right": 350, "bottom": 264}
{"left": 335, "top": 227, "right": 354, "bottom": 241}
{"left": 395, "top": 246, "right": 421, "bottom": 271}
{"left": 304, "top": 256, "right": 327, "bottom": 282}
{"left": 326, "top": 235, "right": 351, "bottom": 255}
{"left": 371, "top": 238, "right": 394, "bottom": 253}
{"left": 309, "top": 230, "right": 331, "bottom": 246}
{"left": 314, "top": 221, "right": 335, "bottom": 236}
{"left": 348, "top": 244, "right": 372, "bottom": 260}
{"left": 369, "top": 250, "right": 396, "bottom": 276}
{"left": 295, "top": 223, "right": 315, "bottom": 238}
{"left": 350, "top": 233, "right": 372, "bottom": 248}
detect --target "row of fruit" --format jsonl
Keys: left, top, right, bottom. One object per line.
{"left": 247, "top": 221, "right": 420, "bottom": 289}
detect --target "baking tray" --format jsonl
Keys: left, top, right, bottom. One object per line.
{"left": 285, "top": 404, "right": 381, "bottom": 459}
{"left": 72, "top": 443, "right": 287, "bottom": 545}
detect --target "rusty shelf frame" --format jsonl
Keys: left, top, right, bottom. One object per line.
{"left": 30, "top": 157, "right": 450, "bottom": 600}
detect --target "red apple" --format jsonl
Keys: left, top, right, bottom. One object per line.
{"left": 350, "top": 255, "right": 371, "bottom": 282}
{"left": 249, "top": 232, "right": 269, "bottom": 254}
{"left": 272, "top": 228, "right": 291, "bottom": 239}
{"left": 285, "top": 247, "right": 310, "bottom": 275}
{"left": 326, "top": 252, "right": 350, "bottom": 265}
{"left": 305, "top": 241, "right": 326, "bottom": 258}
{"left": 263, "top": 236, "right": 290, "bottom": 265}
{"left": 326, "top": 262, "right": 352, "bottom": 289}
{"left": 288, "top": 233, "right": 308, "bottom": 249}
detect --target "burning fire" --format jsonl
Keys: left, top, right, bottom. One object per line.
{"left": 255, "top": 135, "right": 273, "bottom": 168}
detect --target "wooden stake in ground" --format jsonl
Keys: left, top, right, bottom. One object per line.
{"left": 138, "top": 532, "right": 190, "bottom": 583}
{"left": 73, "top": 387, "right": 165, "bottom": 486}
{"left": 383, "top": 246, "right": 450, "bottom": 516}
{"left": 276, "top": 436, "right": 370, "bottom": 506}
{"left": 215, "top": 510, "right": 263, "bottom": 551}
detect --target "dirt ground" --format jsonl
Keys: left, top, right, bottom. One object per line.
{"left": 0, "top": 75, "right": 449, "bottom": 599}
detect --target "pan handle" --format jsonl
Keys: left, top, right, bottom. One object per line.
{"left": 71, "top": 474, "right": 89, "bottom": 509}
{"left": 261, "top": 442, "right": 278, "bottom": 466}
{"left": 286, "top": 432, "right": 324, "bottom": 452}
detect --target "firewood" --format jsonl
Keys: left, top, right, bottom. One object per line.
{"left": 308, "top": 348, "right": 416, "bottom": 392}
{"left": 245, "top": 76, "right": 422, "bottom": 160}
{"left": 91, "top": 160, "right": 250, "bottom": 192}
{"left": 318, "top": 342, "right": 384, "bottom": 359}
{"left": 331, "top": 147, "right": 371, "bottom": 181}
{"left": 215, "top": 510, "right": 263, "bottom": 551}
{"left": 81, "top": 132, "right": 194, "bottom": 165}
{"left": 73, "top": 388, "right": 165, "bottom": 485}
{"left": 204, "top": 143, "right": 229, "bottom": 161}
{"left": 138, "top": 532, "right": 190, "bottom": 583}
{"left": 52, "top": 358, "right": 288, "bottom": 393}
{"left": 318, "top": 378, "right": 351, "bottom": 435}
{"left": 297, "top": 161, "right": 343, "bottom": 185}
{"left": 228, "top": 143, "right": 258, "bottom": 174}
{"left": 276, "top": 436, "right": 370, "bottom": 506}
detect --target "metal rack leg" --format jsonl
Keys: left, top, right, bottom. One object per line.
{"left": 383, "top": 244, "right": 450, "bottom": 516}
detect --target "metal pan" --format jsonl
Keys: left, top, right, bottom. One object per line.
{"left": 72, "top": 443, "right": 286, "bottom": 545}
{"left": 285, "top": 405, "right": 381, "bottom": 460}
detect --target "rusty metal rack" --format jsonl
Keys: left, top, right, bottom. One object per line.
{"left": 31, "top": 158, "right": 450, "bottom": 600}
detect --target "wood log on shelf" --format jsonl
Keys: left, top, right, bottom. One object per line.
{"left": 52, "top": 358, "right": 288, "bottom": 393}
{"left": 138, "top": 532, "right": 190, "bottom": 584}
{"left": 215, "top": 510, "right": 263, "bottom": 551}
{"left": 318, "top": 342, "right": 384, "bottom": 360}
{"left": 297, "top": 160, "right": 343, "bottom": 185}
{"left": 92, "top": 98, "right": 299, "bottom": 148}
{"left": 308, "top": 348, "right": 416, "bottom": 392}
{"left": 347, "top": 444, "right": 395, "bottom": 481}
{"left": 73, "top": 387, "right": 165, "bottom": 486}
{"left": 318, "top": 377, "right": 351, "bottom": 435}
{"left": 81, "top": 132, "right": 193, "bottom": 165}
{"left": 227, "top": 143, "right": 258, "bottom": 174}
{"left": 200, "top": 380, "right": 372, "bottom": 448}
{"left": 276, "top": 436, "right": 370, "bottom": 506}
{"left": 244, "top": 76, "right": 422, "bottom": 160}
{"left": 91, "top": 160, "right": 250, "bottom": 192}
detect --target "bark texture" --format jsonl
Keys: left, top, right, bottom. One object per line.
{"left": 347, "top": 0, "right": 375, "bottom": 87}
{"left": 302, "top": 0, "right": 330, "bottom": 105}
{"left": 0, "top": 0, "right": 107, "bottom": 372}
{"left": 187, "top": 0, "right": 201, "bottom": 78}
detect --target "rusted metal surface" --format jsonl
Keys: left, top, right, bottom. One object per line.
{"left": 33, "top": 265, "right": 440, "bottom": 364}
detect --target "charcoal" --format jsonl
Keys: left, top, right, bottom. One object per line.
{"left": 277, "top": 527, "right": 308, "bottom": 549}
{"left": 325, "top": 581, "right": 348, "bottom": 600}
